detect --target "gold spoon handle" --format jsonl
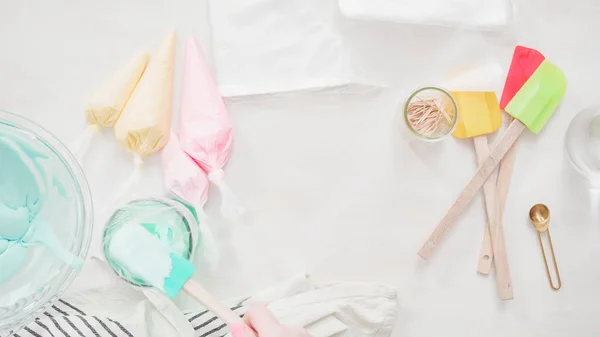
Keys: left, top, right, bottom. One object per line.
{"left": 537, "top": 230, "right": 561, "bottom": 290}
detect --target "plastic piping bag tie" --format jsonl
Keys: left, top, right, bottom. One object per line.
{"left": 178, "top": 36, "right": 245, "bottom": 218}
{"left": 162, "top": 132, "right": 219, "bottom": 268}
{"left": 71, "top": 51, "right": 150, "bottom": 161}
{"left": 111, "top": 31, "right": 176, "bottom": 206}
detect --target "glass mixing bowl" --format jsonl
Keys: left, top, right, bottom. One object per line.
{"left": 565, "top": 106, "right": 600, "bottom": 187}
{"left": 0, "top": 110, "right": 93, "bottom": 335}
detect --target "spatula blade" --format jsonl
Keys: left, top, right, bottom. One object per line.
{"left": 452, "top": 91, "right": 502, "bottom": 139}
{"left": 505, "top": 60, "right": 567, "bottom": 134}
{"left": 500, "top": 46, "right": 546, "bottom": 110}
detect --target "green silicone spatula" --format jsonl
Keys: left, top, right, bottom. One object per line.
{"left": 419, "top": 59, "right": 567, "bottom": 270}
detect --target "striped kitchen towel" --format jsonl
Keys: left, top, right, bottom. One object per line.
{"left": 6, "top": 299, "right": 247, "bottom": 337}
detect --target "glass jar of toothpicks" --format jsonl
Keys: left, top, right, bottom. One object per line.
{"left": 403, "top": 86, "right": 458, "bottom": 141}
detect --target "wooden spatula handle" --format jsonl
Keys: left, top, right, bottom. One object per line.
{"left": 478, "top": 132, "right": 518, "bottom": 274}
{"left": 418, "top": 119, "right": 526, "bottom": 260}
{"left": 473, "top": 136, "right": 513, "bottom": 300}
{"left": 473, "top": 136, "right": 497, "bottom": 272}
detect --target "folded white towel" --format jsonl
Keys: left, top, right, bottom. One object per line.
{"left": 339, "top": 0, "right": 513, "bottom": 30}
{"left": 243, "top": 274, "right": 398, "bottom": 337}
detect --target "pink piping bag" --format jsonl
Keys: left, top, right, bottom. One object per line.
{"left": 179, "top": 36, "right": 245, "bottom": 218}
{"left": 163, "top": 132, "right": 219, "bottom": 267}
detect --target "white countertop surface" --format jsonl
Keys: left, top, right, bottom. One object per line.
{"left": 2, "top": 0, "right": 600, "bottom": 336}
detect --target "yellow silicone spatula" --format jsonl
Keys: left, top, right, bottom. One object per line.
{"left": 452, "top": 92, "right": 502, "bottom": 140}
{"left": 451, "top": 91, "right": 512, "bottom": 300}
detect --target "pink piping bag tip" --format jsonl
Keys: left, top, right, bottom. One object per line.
{"left": 162, "top": 133, "right": 210, "bottom": 207}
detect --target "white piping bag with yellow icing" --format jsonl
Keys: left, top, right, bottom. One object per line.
{"left": 71, "top": 52, "right": 150, "bottom": 160}
{"left": 111, "top": 31, "right": 176, "bottom": 204}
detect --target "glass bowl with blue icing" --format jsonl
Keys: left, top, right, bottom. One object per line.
{"left": 102, "top": 198, "right": 198, "bottom": 288}
{"left": 0, "top": 110, "right": 93, "bottom": 335}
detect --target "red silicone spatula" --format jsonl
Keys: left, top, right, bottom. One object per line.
{"left": 499, "top": 46, "right": 545, "bottom": 109}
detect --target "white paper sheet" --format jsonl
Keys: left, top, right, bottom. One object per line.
{"left": 208, "top": 0, "right": 355, "bottom": 97}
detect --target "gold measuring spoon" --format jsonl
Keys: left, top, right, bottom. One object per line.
{"left": 529, "top": 204, "right": 561, "bottom": 290}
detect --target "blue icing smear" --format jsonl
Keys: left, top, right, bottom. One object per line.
{"left": 0, "top": 204, "right": 29, "bottom": 240}
{"left": 0, "top": 242, "right": 27, "bottom": 284}
{"left": 0, "top": 239, "right": 9, "bottom": 254}
{"left": 0, "top": 131, "right": 81, "bottom": 284}
{"left": 0, "top": 136, "right": 44, "bottom": 241}
{"left": 141, "top": 223, "right": 175, "bottom": 245}
{"left": 0, "top": 136, "right": 44, "bottom": 224}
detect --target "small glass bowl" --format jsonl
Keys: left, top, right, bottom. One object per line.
{"left": 402, "top": 86, "right": 459, "bottom": 142}
{"left": 102, "top": 198, "right": 197, "bottom": 288}
{"left": 0, "top": 110, "right": 93, "bottom": 335}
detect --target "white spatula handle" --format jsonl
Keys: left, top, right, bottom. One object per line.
{"left": 418, "top": 119, "right": 526, "bottom": 260}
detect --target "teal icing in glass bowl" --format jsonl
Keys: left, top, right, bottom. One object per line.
{"left": 102, "top": 198, "right": 197, "bottom": 288}
{"left": 0, "top": 110, "right": 93, "bottom": 335}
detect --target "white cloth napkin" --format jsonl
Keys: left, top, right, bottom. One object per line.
{"left": 208, "top": 0, "right": 355, "bottom": 97}
{"left": 25, "top": 269, "right": 398, "bottom": 337}
{"left": 339, "top": 0, "right": 513, "bottom": 30}
{"left": 242, "top": 274, "right": 398, "bottom": 337}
